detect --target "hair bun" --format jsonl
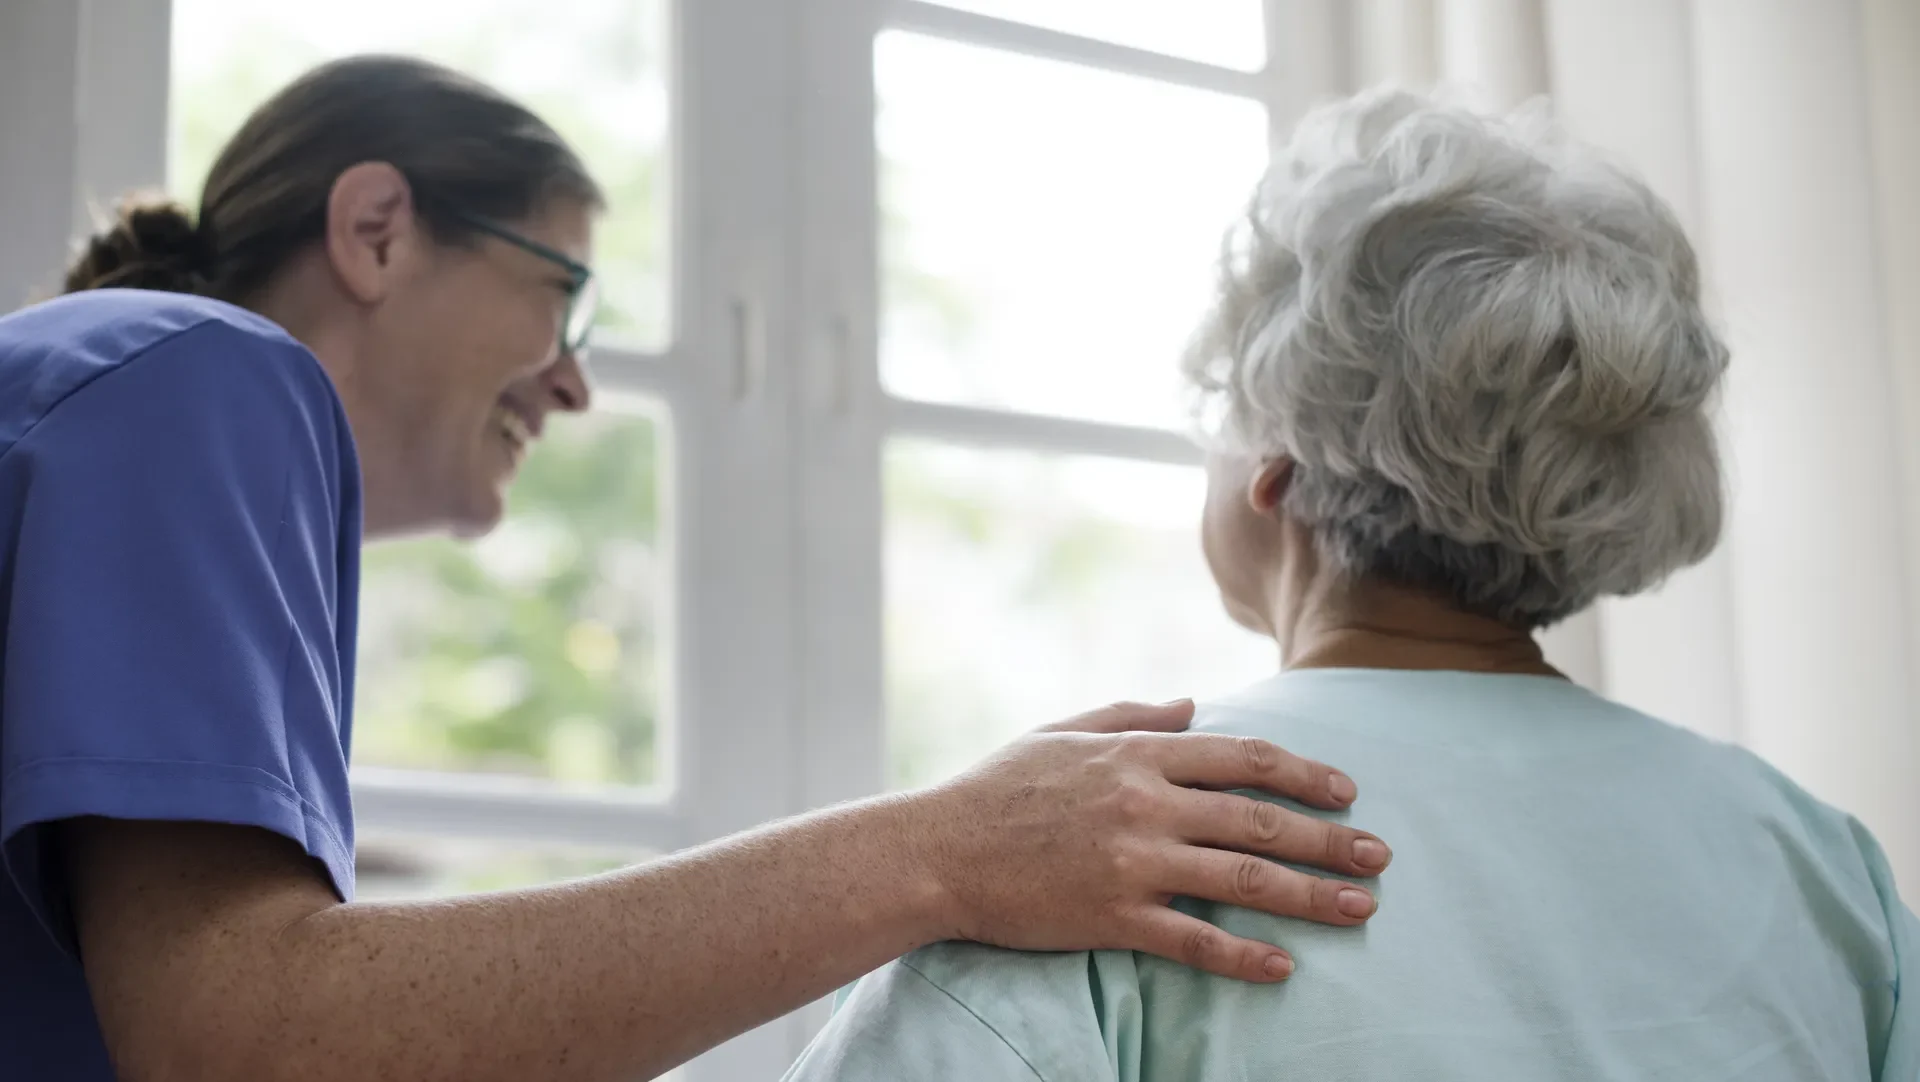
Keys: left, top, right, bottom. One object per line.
{"left": 63, "top": 197, "right": 214, "bottom": 296}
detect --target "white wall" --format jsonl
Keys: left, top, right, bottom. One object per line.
{"left": 1689, "top": 0, "right": 1920, "bottom": 889}
{"left": 0, "top": 1, "right": 83, "bottom": 309}
{"left": 0, "top": 0, "right": 172, "bottom": 309}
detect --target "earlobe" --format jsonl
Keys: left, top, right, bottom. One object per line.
{"left": 1246, "top": 458, "right": 1295, "bottom": 514}
{"left": 324, "top": 162, "right": 418, "bottom": 305}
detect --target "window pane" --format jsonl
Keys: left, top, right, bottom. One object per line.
{"left": 923, "top": 0, "right": 1267, "bottom": 71}
{"left": 878, "top": 33, "right": 1269, "bottom": 431}
{"left": 356, "top": 833, "right": 651, "bottom": 901}
{"left": 168, "top": 0, "right": 670, "bottom": 348}
{"left": 885, "top": 442, "right": 1274, "bottom": 789}
{"left": 354, "top": 405, "right": 670, "bottom": 789}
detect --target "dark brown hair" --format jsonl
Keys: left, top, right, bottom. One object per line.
{"left": 64, "top": 54, "right": 602, "bottom": 300}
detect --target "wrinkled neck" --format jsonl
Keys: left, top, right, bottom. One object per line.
{"left": 1265, "top": 566, "right": 1563, "bottom": 679}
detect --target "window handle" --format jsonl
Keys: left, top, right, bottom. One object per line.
{"left": 826, "top": 314, "right": 853, "bottom": 416}
{"left": 729, "top": 296, "right": 763, "bottom": 403}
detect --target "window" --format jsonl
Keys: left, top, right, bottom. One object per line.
{"left": 136, "top": 1, "right": 1298, "bottom": 1076}
{"left": 886, "top": 443, "right": 1275, "bottom": 788}
{"left": 169, "top": 0, "right": 670, "bottom": 347}
{"left": 914, "top": 0, "right": 1268, "bottom": 70}
{"left": 351, "top": 405, "right": 670, "bottom": 789}
{"left": 168, "top": 0, "right": 684, "bottom": 895}
{"left": 870, "top": 13, "right": 1278, "bottom": 792}
{"left": 356, "top": 833, "right": 649, "bottom": 900}
{"left": 877, "top": 31, "right": 1270, "bottom": 429}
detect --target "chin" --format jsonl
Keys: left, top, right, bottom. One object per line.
{"left": 444, "top": 484, "right": 509, "bottom": 539}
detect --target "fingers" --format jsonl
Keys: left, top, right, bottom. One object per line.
{"left": 1124, "top": 907, "right": 1295, "bottom": 982}
{"left": 1039, "top": 699, "right": 1195, "bottom": 735}
{"left": 1131, "top": 732, "right": 1356, "bottom": 810}
{"left": 1171, "top": 788, "right": 1391, "bottom": 877}
{"left": 1159, "top": 846, "right": 1377, "bottom": 926}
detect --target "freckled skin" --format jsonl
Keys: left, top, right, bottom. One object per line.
{"left": 65, "top": 174, "right": 1387, "bottom": 1082}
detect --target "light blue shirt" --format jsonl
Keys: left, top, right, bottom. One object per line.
{"left": 788, "top": 669, "right": 1918, "bottom": 1081}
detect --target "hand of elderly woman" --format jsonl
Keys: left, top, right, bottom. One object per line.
{"left": 909, "top": 700, "right": 1389, "bottom": 982}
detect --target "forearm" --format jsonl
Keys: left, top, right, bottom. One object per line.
{"left": 78, "top": 798, "right": 952, "bottom": 1082}
{"left": 282, "top": 795, "right": 943, "bottom": 1081}
{"left": 80, "top": 708, "right": 1387, "bottom": 1082}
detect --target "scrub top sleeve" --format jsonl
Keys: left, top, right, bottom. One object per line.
{"left": 0, "top": 320, "right": 360, "bottom": 949}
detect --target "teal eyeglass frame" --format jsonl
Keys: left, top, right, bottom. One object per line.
{"left": 438, "top": 203, "right": 599, "bottom": 357}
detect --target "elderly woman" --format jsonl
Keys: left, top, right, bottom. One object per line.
{"left": 783, "top": 89, "right": 1918, "bottom": 1081}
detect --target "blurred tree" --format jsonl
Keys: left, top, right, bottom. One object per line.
{"left": 172, "top": 0, "right": 670, "bottom": 787}
{"left": 169, "top": 0, "right": 1215, "bottom": 800}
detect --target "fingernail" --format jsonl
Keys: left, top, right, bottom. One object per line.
{"left": 1352, "top": 838, "right": 1390, "bottom": 870}
{"left": 1159, "top": 698, "right": 1193, "bottom": 708}
{"left": 1328, "top": 772, "right": 1357, "bottom": 804}
{"left": 1264, "top": 953, "right": 1294, "bottom": 979}
{"left": 1336, "top": 888, "right": 1375, "bottom": 918}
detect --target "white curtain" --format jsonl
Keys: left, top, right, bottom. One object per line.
{"left": 1279, "top": 0, "right": 1920, "bottom": 890}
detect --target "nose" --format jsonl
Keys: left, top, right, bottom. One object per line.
{"left": 541, "top": 349, "right": 593, "bottom": 414}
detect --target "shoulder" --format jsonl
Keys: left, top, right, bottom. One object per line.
{"left": 792, "top": 944, "right": 1125, "bottom": 1082}
{"left": 0, "top": 289, "right": 342, "bottom": 459}
{"left": 883, "top": 944, "right": 1121, "bottom": 1078}
{"left": 1715, "top": 744, "right": 1900, "bottom": 883}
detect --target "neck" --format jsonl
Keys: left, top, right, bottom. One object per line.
{"left": 250, "top": 271, "right": 414, "bottom": 539}
{"left": 1266, "top": 572, "right": 1562, "bottom": 679}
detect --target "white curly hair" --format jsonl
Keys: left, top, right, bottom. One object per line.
{"left": 1184, "top": 88, "right": 1728, "bottom": 629}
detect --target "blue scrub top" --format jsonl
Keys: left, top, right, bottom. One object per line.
{"left": 0, "top": 289, "right": 362, "bottom": 1078}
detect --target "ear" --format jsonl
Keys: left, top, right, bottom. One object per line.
{"left": 323, "top": 162, "right": 423, "bottom": 305}
{"left": 1246, "top": 458, "right": 1295, "bottom": 515}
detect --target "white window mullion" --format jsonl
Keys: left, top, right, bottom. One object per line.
{"left": 889, "top": 0, "right": 1267, "bottom": 99}
{"left": 672, "top": 0, "right": 812, "bottom": 1077}
{"left": 350, "top": 768, "right": 685, "bottom": 852}
{"left": 73, "top": 0, "right": 174, "bottom": 234}
{"left": 792, "top": 0, "right": 889, "bottom": 813}
{"left": 886, "top": 397, "right": 1204, "bottom": 467}
{"left": 584, "top": 346, "right": 693, "bottom": 401}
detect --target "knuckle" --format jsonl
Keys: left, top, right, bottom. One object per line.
{"left": 1110, "top": 779, "right": 1160, "bottom": 824}
{"left": 1116, "top": 732, "right": 1160, "bottom": 761}
{"left": 1181, "top": 925, "right": 1222, "bottom": 966}
{"left": 1322, "top": 824, "right": 1347, "bottom": 868}
{"left": 1246, "top": 800, "right": 1286, "bottom": 845}
{"left": 1232, "top": 855, "right": 1272, "bottom": 903}
{"left": 1105, "top": 841, "right": 1145, "bottom": 883}
{"left": 1235, "top": 736, "right": 1279, "bottom": 775}
{"left": 1312, "top": 875, "right": 1343, "bottom": 915}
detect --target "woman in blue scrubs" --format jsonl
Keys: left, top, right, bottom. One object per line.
{"left": 0, "top": 56, "right": 1393, "bottom": 1081}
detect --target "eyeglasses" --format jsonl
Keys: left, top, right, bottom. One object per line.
{"left": 436, "top": 204, "right": 599, "bottom": 358}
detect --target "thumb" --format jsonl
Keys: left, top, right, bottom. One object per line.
{"left": 1039, "top": 699, "right": 1195, "bottom": 735}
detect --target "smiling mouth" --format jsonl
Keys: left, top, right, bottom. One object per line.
{"left": 494, "top": 403, "right": 535, "bottom": 455}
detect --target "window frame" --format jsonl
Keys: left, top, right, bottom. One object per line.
{"left": 41, "top": 0, "right": 1612, "bottom": 1076}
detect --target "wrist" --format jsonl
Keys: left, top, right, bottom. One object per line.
{"left": 858, "top": 788, "right": 963, "bottom": 949}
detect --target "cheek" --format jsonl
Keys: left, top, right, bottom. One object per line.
{"left": 1198, "top": 483, "right": 1241, "bottom": 587}
{"left": 424, "top": 272, "right": 556, "bottom": 384}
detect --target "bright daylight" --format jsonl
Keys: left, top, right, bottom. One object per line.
{"left": 1, "top": 1, "right": 1916, "bottom": 1080}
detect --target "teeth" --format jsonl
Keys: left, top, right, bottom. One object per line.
{"left": 496, "top": 406, "right": 533, "bottom": 448}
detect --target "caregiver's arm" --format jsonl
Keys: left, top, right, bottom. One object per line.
{"left": 68, "top": 701, "right": 1390, "bottom": 1082}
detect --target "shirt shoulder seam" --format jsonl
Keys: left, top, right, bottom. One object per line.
{"left": 897, "top": 956, "right": 1052, "bottom": 1082}
{"left": 0, "top": 314, "right": 325, "bottom": 475}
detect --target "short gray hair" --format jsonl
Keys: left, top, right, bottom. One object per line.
{"left": 1185, "top": 88, "right": 1727, "bottom": 628}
